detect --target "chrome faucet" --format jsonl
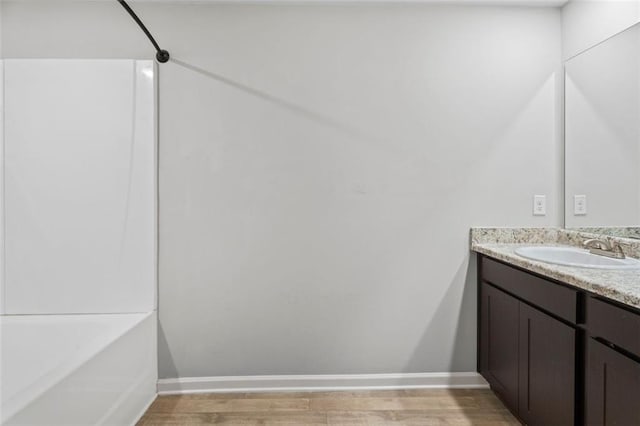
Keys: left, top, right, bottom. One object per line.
{"left": 583, "top": 239, "right": 626, "bottom": 259}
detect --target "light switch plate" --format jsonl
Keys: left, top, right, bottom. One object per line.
{"left": 533, "top": 195, "right": 546, "bottom": 216}
{"left": 574, "top": 195, "right": 587, "bottom": 215}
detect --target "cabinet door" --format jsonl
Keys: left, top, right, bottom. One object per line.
{"left": 479, "top": 282, "right": 520, "bottom": 412}
{"left": 586, "top": 339, "right": 640, "bottom": 426}
{"left": 519, "top": 303, "right": 575, "bottom": 426}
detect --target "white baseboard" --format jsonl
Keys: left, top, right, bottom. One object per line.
{"left": 157, "top": 372, "right": 488, "bottom": 395}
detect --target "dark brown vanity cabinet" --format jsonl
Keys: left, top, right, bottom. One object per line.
{"left": 518, "top": 303, "right": 576, "bottom": 426}
{"left": 478, "top": 254, "right": 640, "bottom": 426}
{"left": 586, "top": 338, "right": 640, "bottom": 425}
{"left": 479, "top": 282, "right": 520, "bottom": 410}
{"left": 479, "top": 263, "right": 576, "bottom": 425}
{"left": 585, "top": 296, "right": 640, "bottom": 426}
{"left": 479, "top": 282, "right": 575, "bottom": 425}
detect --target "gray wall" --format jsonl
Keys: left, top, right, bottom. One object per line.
{"left": 3, "top": 1, "right": 562, "bottom": 379}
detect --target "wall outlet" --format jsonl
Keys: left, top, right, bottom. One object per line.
{"left": 533, "top": 195, "right": 546, "bottom": 216}
{"left": 574, "top": 195, "right": 587, "bottom": 215}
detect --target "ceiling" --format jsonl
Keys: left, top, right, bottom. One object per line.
{"left": 1, "top": 0, "right": 570, "bottom": 6}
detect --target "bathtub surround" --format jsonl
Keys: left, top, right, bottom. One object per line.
{"left": 1, "top": 60, "right": 156, "bottom": 314}
{"left": 471, "top": 227, "right": 640, "bottom": 309}
{"left": 0, "top": 60, "right": 158, "bottom": 424}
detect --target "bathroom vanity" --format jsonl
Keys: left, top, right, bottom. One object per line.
{"left": 472, "top": 229, "right": 640, "bottom": 426}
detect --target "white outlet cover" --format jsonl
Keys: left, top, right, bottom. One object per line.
{"left": 533, "top": 195, "right": 546, "bottom": 216}
{"left": 574, "top": 195, "right": 587, "bottom": 216}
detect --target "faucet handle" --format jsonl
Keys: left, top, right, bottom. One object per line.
{"left": 583, "top": 239, "right": 612, "bottom": 251}
{"left": 611, "top": 242, "right": 626, "bottom": 259}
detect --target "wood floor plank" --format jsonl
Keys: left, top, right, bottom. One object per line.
{"left": 140, "top": 389, "right": 521, "bottom": 425}
{"left": 138, "top": 412, "right": 328, "bottom": 425}
{"left": 308, "top": 396, "right": 500, "bottom": 411}
{"left": 326, "top": 410, "right": 519, "bottom": 425}
{"left": 148, "top": 397, "right": 310, "bottom": 413}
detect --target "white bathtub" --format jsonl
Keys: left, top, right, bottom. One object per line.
{"left": 0, "top": 312, "right": 157, "bottom": 425}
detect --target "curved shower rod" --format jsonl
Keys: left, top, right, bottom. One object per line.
{"left": 117, "top": 0, "right": 170, "bottom": 63}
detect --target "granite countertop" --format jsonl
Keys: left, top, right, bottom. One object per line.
{"left": 471, "top": 228, "right": 640, "bottom": 310}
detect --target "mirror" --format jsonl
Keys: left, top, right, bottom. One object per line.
{"left": 565, "top": 23, "right": 640, "bottom": 239}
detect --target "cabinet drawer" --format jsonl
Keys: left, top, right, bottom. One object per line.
{"left": 587, "top": 296, "right": 640, "bottom": 357}
{"left": 481, "top": 257, "right": 578, "bottom": 323}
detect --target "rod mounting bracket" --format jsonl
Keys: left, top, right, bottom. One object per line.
{"left": 156, "top": 50, "right": 170, "bottom": 63}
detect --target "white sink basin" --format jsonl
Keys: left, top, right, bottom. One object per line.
{"left": 514, "top": 246, "right": 640, "bottom": 270}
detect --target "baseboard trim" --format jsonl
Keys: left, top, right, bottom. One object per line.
{"left": 157, "top": 372, "right": 488, "bottom": 395}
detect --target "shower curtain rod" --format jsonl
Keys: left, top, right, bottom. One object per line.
{"left": 117, "top": 0, "right": 170, "bottom": 63}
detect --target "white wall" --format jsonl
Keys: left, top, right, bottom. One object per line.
{"left": 565, "top": 25, "right": 640, "bottom": 227}
{"left": 562, "top": 0, "right": 640, "bottom": 60}
{"left": 0, "top": 7, "right": 3, "bottom": 313}
{"left": 2, "top": 2, "right": 562, "bottom": 378}
{"left": 2, "top": 59, "right": 156, "bottom": 314}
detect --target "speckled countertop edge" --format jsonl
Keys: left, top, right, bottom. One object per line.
{"left": 470, "top": 228, "right": 640, "bottom": 310}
